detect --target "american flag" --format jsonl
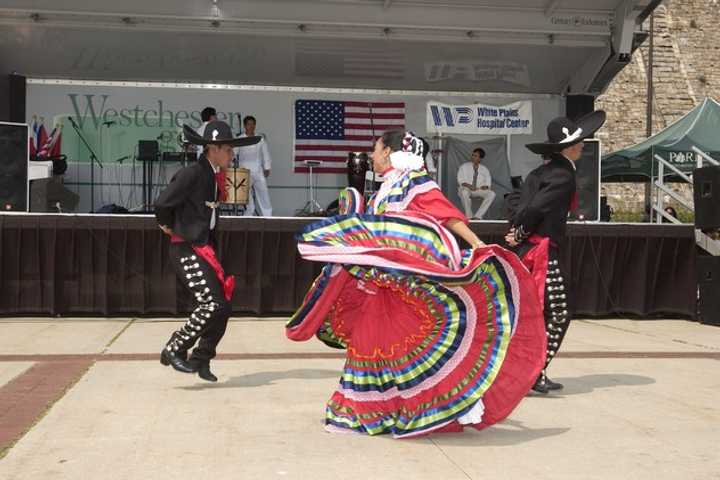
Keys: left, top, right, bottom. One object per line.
{"left": 294, "top": 100, "right": 405, "bottom": 173}
{"left": 29, "top": 119, "right": 48, "bottom": 159}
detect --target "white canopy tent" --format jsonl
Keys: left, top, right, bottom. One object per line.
{"left": 0, "top": 0, "right": 661, "bottom": 215}
{"left": 1, "top": 0, "right": 658, "bottom": 95}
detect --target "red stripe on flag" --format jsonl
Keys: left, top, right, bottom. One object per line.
{"left": 344, "top": 113, "right": 406, "bottom": 119}
{"left": 344, "top": 101, "right": 405, "bottom": 108}
{"left": 344, "top": 123, "right": 405, "bottom": 131}
{"left": 295, "top": 156, "right": 348, "bottom": 163}
{"left": 342, "top": 135, "right": 375, "bottom": 141}
{"left": 296, "top": 145, "right": 372, "bottom": 152}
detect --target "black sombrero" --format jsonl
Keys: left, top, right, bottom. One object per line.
{"left": 525, "top": 110, "right": 606, "bottom": 155}
{"left": 183, "top": 120, "right": 261, "bottom": 148}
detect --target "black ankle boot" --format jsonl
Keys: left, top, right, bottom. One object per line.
{"left": 160, "top": 348, "right": 198, "bottom": 374}
{"left": 189, "top": 359, "right": 218, "bottom": 382}
{"left": 544, "top": 376, "right": 564, "bottom": 391}
{"left": 531, "top": 374, "right": 549, "bottom": 394}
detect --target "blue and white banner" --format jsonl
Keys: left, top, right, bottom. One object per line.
{"left": 427, "top": 100, "right": 533, "bottom": 135}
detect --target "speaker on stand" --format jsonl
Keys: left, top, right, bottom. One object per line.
{"left": 568, "top": 139, "right": 601, "bottom": 222}
{"left": 9, "top": 74, "right": 26, "bottom": 123}
{"left": 139, "top": 140, "right": 159, "bottom": 212}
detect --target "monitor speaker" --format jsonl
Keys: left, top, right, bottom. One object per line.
{"left": 30, "top": 176, "right": 80, "bottom": 213}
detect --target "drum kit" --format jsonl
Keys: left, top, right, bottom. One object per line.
{"left": 172, "top": 135, "right": 441, "bottom": 215}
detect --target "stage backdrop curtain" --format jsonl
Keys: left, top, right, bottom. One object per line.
{"left": 0, "top": 215, "right": 697, "bottom": 318}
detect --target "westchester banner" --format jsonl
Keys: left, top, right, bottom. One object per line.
{"left": 427, "top": 100, "right": 533, "bottom": 135}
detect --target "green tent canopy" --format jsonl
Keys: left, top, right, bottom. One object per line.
{"left": 602, "top": 97, "right": 720, "bottom": 181}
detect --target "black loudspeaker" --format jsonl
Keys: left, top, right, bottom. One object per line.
{"left": 600, "top": 195, "right": 613, "bottom": 221}
{"left": 9, "top": 74, "right": 26, "bottom": 123}
{"left": 0, "top": 75, "right": 9, "bottom": 121}
{"left": 697, "top": 255, "right": 720, "bottom": 326}
{"left": 566, "top": 95, "right": 595, "bottom": 122}
{"left": 693, "top": 166, "right": 720, "bottom": 230}
{"left": 0, "top": 122, "right": 28, "bottom": 211}
{"left": 30, "top": 176, "right": 80, "bottom": 212}
{"left": 569, "top": 139, "right": 601, "bottom": 221}
{"left": 138, "top": 140, "right": 159, "bottom": 161}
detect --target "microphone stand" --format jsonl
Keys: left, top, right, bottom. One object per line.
{"left": 68, "top": 117, "right": 103, "bottom": 212}
{"left": 368, "top": 102, "right": 377, "bottom": 195}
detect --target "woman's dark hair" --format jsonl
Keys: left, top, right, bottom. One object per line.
{"left": 379, "top": 129, "right": 405, "bottom": 153}
{"left": 201, "top": 107, "right": 216, "bottom": 122}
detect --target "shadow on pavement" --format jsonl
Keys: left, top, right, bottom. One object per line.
{"left": 177, "top": 368, "right": 339, "bottom": 390}
{"left": 401, "top": 419, "right": 570, "bottom": 446}
{"left": 547, "top": 373, "right": 656, "bottom": 396}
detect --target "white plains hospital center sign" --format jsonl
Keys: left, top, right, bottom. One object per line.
{"left": 427, "top": 101, "right": 533, "bottom": 135}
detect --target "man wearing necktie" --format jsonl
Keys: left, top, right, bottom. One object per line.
{"left": 457, "top": 148, "right": 496, "bottom": 220}
{"left": 236, "top": 115, "right": 273, "bottom": 216}
{"left": 505, "top": 110, "right": 606, "bottom": 394}
{"left": 155, "top": 120, "right": 261, "bottom": 382}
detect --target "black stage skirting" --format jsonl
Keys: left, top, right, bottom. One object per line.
{"left": 0, "top": 215, "right": 697, "bottom": 318}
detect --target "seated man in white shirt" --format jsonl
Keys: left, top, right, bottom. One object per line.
{"left": 235, "top": 115, "right": 273, "bottom": 216}
{"left": 457, "top": 147, "right": 496, "bottom": 220}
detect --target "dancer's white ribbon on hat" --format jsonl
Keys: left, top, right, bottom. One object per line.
{"left": 560, "top": 126, "right": 583, "bottom": 144}
{"left": 389, "top": 131, "right": 425, "bottom": 171}
{"left": 389, "top": 151, "right": 425, "bottom": 171}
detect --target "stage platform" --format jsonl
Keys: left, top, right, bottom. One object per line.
{"left": 0, "top": 214, "right": 697, "bottom": 318}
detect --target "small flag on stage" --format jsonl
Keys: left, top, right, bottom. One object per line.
{"left": 37, "top": 125, "right": 62, "bottom": 158}
{"left": 294, "top": 100, "right": 405, "bottom": 174}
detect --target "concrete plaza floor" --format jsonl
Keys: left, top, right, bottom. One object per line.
{"left": 0, "top": 318, "right": 718, "bottom": 480}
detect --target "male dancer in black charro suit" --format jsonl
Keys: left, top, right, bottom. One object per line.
{"left": 506, "top": 110, "right": 606, "bottom": 394}
{"left": 156, "top": 120, "right": 260, "bottom": 382}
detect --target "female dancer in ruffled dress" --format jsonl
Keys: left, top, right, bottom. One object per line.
{"left": 287, "top": 130, "right": 546, "bottom": 438}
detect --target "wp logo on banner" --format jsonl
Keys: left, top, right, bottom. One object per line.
{"left": 427, "top": 101, "right": 533, "bottom": 135}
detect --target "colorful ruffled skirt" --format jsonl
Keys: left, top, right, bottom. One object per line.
{"left": 287, "top": 199, "right": 546, "bottom": 438}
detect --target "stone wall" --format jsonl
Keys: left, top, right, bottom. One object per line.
{"left": 595, "top": 0, "right": 720, "bottom": 215}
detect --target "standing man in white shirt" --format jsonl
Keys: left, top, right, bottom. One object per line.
{"left": 457, "top": 147, "right": 496, "bottom": 220}
{"left": 236, "top": 115, "right": 273, "bottom": 216}
{"left": 195, "top": 107, "right": 217, "bottom": 159}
